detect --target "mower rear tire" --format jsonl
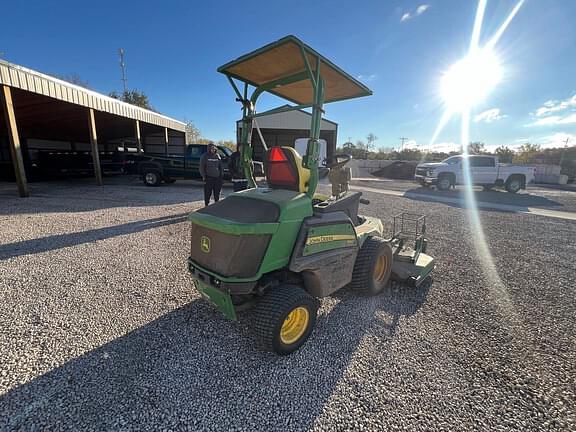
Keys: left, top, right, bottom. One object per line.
{"left": 351, "top": 236, "right": 393, "bottom": 295}
{"left": 253, "top": 284, "right": 319, "bottom": 355}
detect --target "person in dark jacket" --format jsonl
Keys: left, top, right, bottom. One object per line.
{"left": 199, "top": 143, "right": 223, "bottom": 206}
{"left": 230, "top": 143, "right": 248, "bottom": 192}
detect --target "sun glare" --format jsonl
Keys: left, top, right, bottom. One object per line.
{"left": 440, "top": 48, "right": 502, "bottom": 112}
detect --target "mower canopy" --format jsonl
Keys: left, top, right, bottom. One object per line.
{"left": 217, "top": 35, "right": 372, "bottom": 105}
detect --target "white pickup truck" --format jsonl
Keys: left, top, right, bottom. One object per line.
{"left": 415, "top": 155, "right": 536, "bottom": 193}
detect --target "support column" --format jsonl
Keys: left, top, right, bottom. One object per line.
{"left": 164, "top": 127, "right": 169, "bottom": 156}
{"left": 134, "top": 120, "right": 142, "bottom": 153}
{"left": 87, "top": 108, "right": 103, "bottom": 186}
{"left": 1, "top": 85, "right": 29, "bottom": 197}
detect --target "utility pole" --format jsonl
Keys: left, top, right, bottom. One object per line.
{"left": 119, "top": 48, "right": 128, "bottom": 94}
{"left": 559, "top": 137, "right": 570, "bottom": 166}
{"left": 399, "top": 137, "right": 409, "bottom": 151}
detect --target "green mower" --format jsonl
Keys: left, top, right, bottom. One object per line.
{"left": 187, "top": 36, "right": 435, "bottom": 355}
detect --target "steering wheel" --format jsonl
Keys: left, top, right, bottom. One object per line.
{"left": 326, "top": 153, "right": 352, "bottom": 170}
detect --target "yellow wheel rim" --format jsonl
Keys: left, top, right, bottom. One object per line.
{"left": 280, "top": 306, "right": 309, "bottom": 345}
{"left": 374, "top": 254, "right": 389, "bottom": 282}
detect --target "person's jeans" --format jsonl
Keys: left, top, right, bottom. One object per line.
{"left": 204, "top": 177, "right": 222, "bottom": 206}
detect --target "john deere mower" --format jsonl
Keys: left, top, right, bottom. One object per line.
{"left": 187, "top": 36, "right": 435, "bottom": 355}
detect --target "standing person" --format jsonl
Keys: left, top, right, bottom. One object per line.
{"left": 199, "top": 143, "right": 223, "bottom": 206}
{"left": 230, "top": 143, "right": 249, "bottom": 192}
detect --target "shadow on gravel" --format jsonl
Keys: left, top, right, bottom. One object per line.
{"left": 0, "top": 281, "right": 431, "bottom": 430}
{"left": 0, "top": 213, "right": 189, "bottom": 261}
{"left": 404, "top": 186, "right": 564, "bottom": 209}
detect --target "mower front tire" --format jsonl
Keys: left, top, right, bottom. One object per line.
{"left": 351, "top": 236, "right": 393, "bottom": 295}
{"left": 253, "top": 285, "right": 319, "bottom": 355}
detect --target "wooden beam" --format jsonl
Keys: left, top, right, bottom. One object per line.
{"left": 87, "top": 108, "right": 103, "bottom": 186}
{"left": 1, "top": 85, "right": 29, "bottom": 197}
{"left": 134, "top": 120, "right": 142, "bottom": 153}
{"left": 164, "top": 127, "right": 169, "bottom": 156}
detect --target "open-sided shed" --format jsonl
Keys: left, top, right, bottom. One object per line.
{"left": 0, "top": 60, "right": 186, "bottom": 197}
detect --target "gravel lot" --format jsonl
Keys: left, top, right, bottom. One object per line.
{"left": 1, "top": 178, "right": 575, "bottom": 431}
{"left": 352, "top": 178, "right": 576, "bottom": 213}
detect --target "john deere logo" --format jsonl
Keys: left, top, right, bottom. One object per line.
{"left": 200, "top": 236, "right": 211, "bottom": 253}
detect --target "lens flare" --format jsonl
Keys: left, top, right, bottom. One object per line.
{"left": 441, "top": 49, "right": 502, "bottom": 111}
{"left": 427, "top": 0, "right": 525, "bottom": 316}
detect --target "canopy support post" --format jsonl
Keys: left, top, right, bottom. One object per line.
{"left": 1, "top": 85, "right": 29, "bottom": 197}
{"left": 87, "top": 108, "right": 103, "bottom": 186}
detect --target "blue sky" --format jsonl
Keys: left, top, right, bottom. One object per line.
{"left": 1, "top": 0, "right": 575, "bottom": 151}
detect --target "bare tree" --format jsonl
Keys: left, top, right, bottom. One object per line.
{"left": 183, "top": 119, "right": 202, "bottom": 144}
{"left": 366, "top": 133, "right": 378, "bottom": 151}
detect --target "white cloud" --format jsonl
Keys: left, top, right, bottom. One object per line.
{"left": 526, "top": 112, "right": 576, "bottom": 127}
{"left": 404, "top": 139, "right": 418, "bottom": 149}
{"left": 534, "top": 94, "right": 576, "bottom": 117}
{"left": 474, "top": 108, "right": 506, "bottom": 123}
{"left": 534, "top": 132, "right": 575, "bottom": 149}
{"left": 356, "top": 74, "right": 377, "bottom": 82}
{"left": 504, "top": 132, "right": 575, "bottom": 150}
{"left": 416, "top": 4, "right": 430, "bottom": 15}
{"left": 400, "top": 4, "right": 429, "bottom": 22}
{"left": 419, "top": 142, "right": 461, "bottom": 153}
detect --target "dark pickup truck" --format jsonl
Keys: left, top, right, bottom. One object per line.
{"left": 124, "top": 143, "right": 263, "bottom": 186}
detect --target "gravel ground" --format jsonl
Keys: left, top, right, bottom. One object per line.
{"left": 351, "top": 178, "right": 576, "bottom": 213}
{"left": 0, "top": 178, "right": 575, "bottom": 431}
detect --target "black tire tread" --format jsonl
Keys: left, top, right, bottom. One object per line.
{"left": 143, "top": 169, "right": 162, "bottom": 187}
{"left": 253, "top": 285, "right": 318, "bottom": 355}
{"left": 350, "top": 236, "right": 393, "bottom": 294}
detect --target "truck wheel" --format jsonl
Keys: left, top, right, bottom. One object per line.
{"left": 143, "top": 169, "right": 162, "bottom": 187}
{"left": 505, "top": 176, "right": 522, "bottom": 193}
{"left": 253, "top": 284, "right": 319, "bottom": 355}
{"left": 436, "top": 175, "right": 452, "bottom": 191}
{"left": 350, "top": 236, "right": 393, "bottom": 295}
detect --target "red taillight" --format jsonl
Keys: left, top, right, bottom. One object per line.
{"left": 269, "top": 161, "right": 297, "bottom": 184}
{"left": 269, "top": 147, "right": 288, "bottom": 161}
{"left": 267, "top": 147, "right": 297, "bottom": 186}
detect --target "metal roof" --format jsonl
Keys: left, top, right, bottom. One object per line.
{"left": 218, "top": 35, "right": 373, "bottom": 105}
{"left": 0, "top": 59, "right": 186, "bottom": 132}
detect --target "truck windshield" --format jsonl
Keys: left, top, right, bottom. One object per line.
{"left": 219, "top": 147, "right": 233, "bottom": 157}
{"left": 442, "top": 156, "right": 461, "bottom": 165}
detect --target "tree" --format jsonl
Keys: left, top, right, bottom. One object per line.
{"left": 514, "top": 143, "right": 541, "bottom": 164}
{"left": 50, "top": 73, "right": 91, "bottom": 89}
{"left": 218, "top": 139, "right": 236, "bottom": 151}
{"left": 184, "top": 120, "right": 202, "bottom": 144}
{"left": 109, "top": 89, "right": 155, "bottom": 111}
{"left": 366, "top": 133, "right": 378, "bottom": 152}
{"left": 468, "top": 142, "right": 486, "bottom": 154}
{"left": 495, "top": 145, "right": 514, "bottom": 163}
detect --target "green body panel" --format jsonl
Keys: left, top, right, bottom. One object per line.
{"left": 303, "top": 223, "right": 357, "bottom": 256}
{"left": 195, "top": 280, "right": 237, "bottom": 320}
{"left": 188, "top": 187, "right": 313, "bottom": 283}
{"left": 188, "top": 212, "right": 278, "bottom": 235}
{"left": 415, "top": 253, "right": 435, "bottom": 282}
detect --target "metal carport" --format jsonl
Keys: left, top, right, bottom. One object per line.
{"left": 0, "top": 59, "right": 186, "bottom": 197}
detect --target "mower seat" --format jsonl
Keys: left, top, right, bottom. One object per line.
{"left": 314, "top": 191, "right": 362, "bottom": 225}
{"left": 264, "top": 146, "right": 310, "bottom": 193}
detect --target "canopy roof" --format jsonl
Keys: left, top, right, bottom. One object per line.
{"left": 218, "top": 35, "right": 372, "bottom": 105}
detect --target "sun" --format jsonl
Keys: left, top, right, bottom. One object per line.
{"left": 440, "top": 48, "right": 502, "bottom": 112}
